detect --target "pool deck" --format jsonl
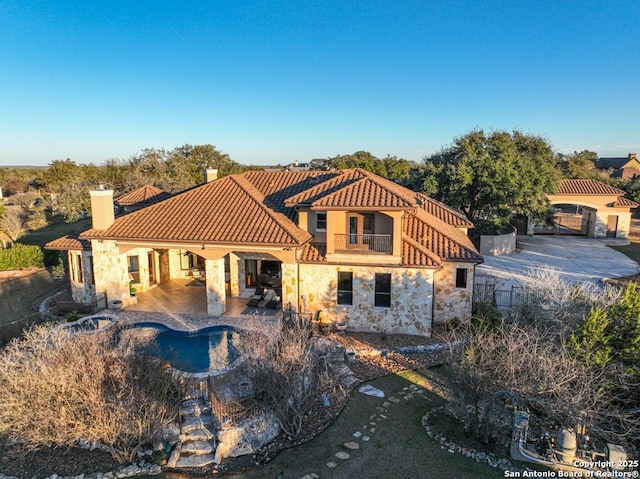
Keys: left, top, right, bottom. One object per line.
{"left": 105, "top": 279, "right": 283, "bottom": 332}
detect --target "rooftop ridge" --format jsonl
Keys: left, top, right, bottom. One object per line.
{"left": 229, "top": 174, "right": 311, "bottom": 245}
{"left": 402, "top": 235, "right": 442, "bottom": 264}
{"left": 353, "top": 168, "right": 419, "bottom": 207}
{"left": 411, "top": 208, "right": 481, "bottom": 260}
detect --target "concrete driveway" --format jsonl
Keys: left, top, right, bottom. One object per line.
{"left": 476, "top": 236, "right": 640, "bottom": 288}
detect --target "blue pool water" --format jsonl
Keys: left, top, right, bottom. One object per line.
{"left": 126, "top": 323, "right": 240, "bottom": 373}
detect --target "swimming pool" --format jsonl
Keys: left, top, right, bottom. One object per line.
{"left": 125, "top": 323, "right": 241, "bottom": 374}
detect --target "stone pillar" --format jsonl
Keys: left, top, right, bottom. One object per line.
{"left": 91, "top": 240, "right": 132, "bottom": 306}
{"left": 280, "top": 263, "right": 299, "bottom": 311}
{"left": 228, "top": 253, "right": 240, "bottom": 296}
{"left": 206, "top": 257, "right": 226, "bottom": 316}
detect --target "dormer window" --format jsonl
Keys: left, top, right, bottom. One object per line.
{"left": 316, "top": 212, "right": 327, "bottom": 231}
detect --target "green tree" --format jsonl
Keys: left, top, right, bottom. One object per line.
{"left": 569, "top": 307, "right": 612, "bottom": 367}
{"left": 558, "top": 150, "right": 598, "bottom": 178}
{"left": 422, "top": 129, "right": 561, "bottom": 233}
{"left": 327, "top": 151, "right": 411, "bottom": 182}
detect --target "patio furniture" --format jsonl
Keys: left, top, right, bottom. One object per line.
{"left": 265, "top": 288, "right": 282, "bottom": 309}
{"left": 191, "top": 268, "right": 205, "bottom": 283}
{"left": 246, "top": 287, "right": 266, "bottom": 307}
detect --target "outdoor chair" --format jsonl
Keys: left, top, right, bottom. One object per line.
{"left": 265, "top": 288, "right": 282, "bottom": 309}
{"left": 246, "top": 287, "right": 266, "bottom": 307}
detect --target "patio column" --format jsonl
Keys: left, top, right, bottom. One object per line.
{"left": 229, "top": 253, "right": 240, "bottom": 296}
{"left": 280, "top": 262, "right": 299, "bottom": 311}
{"left": 205, "top": 257, "right": 226, "bottom": 316}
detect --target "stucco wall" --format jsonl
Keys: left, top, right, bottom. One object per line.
{"left": 433, "top": 263, "right": 474, "bottom": 324}
{"left": 298, "top": 264, "right": 434, "bottom": 336}
{"left": 479, "top": 230, "right": 516, "bottom": 256}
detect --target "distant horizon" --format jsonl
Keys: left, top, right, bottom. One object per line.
{"left": 1, "top": 2, "right": 638, "bottom": 167}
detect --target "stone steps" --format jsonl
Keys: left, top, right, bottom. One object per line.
{"left": 169, "top": 391, "right": 219, "bottom": 470}
{"left": 174, "top": 453, "right": 217, "bottom": 468}
{"left": 181, "top": 440, "right": 216, "bottom": 455}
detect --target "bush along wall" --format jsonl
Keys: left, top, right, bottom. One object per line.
{"left": 0, "top": 243, "right": 44, "bottom": 270}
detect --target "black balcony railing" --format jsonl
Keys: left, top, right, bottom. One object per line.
{"left": 334, "top": 234, "right": 392, "bottom": 254}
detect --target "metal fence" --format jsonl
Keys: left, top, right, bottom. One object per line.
{"left": 473, "top": 283, "right": 534, "bottom": 312}
{"left": 334, "top": 234, "right": 393, "bottom": 253}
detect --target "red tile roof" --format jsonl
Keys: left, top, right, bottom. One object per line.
{"left": 555, "top": 179, "right": 626, "bottom": 196}
{"left": 613, "top": 196, "right": 639, "bottom": 207}
{"left": 59, "top": 169, "right": 480, "bottom": 266}
{"left": 81, "top": 174, "right": 311, "bottom": 246}
{"left": 45, "top": 232, "right": 91, "bottom": 251}
{"left": 115, "top": 185, "right": 170, "bottom": 206}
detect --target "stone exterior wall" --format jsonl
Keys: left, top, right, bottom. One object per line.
{"left": 91, "top": 240, "right": 133, "bottom": 307}
{"left": 298, "top": 264, "right": 434, "bottom": 336}
{"left": 68, "top": 250, "right": 95, "bottom": 304}
{"left": 433, "top": 262, "right": 475, "bottom": 324}
{"left": 168, "top": 249, "right": 193, "bottom": 279}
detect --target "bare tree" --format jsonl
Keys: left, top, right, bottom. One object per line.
{"left": 0, "top": 325, "right": 180, "bottom": 462}
{"left": 238, "top": 318, "right": 347, "bottom": 439}
{"left": 0, "top": 205, "right": 26, "bottom": 242}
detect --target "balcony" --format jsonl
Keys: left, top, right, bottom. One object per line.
{"left": 334, "top": 234, "right": 392, "bottom": 254}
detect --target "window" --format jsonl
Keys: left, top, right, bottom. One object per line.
{"left": 180, "top": 250, "right": 195, "bottom": 270}
{"left": 374, "top": 273, "right": 391, "bottom": 308}
{"left": 71, "top": 253, "right": 83, "bottom": 283}
{"left": 337, "top": 271, "right": 353, "bottom": 305}
{"left": 128, "top": 255, "right": 140, "bottom": 283}
{"left": 87, "top": 255, "right": 95, "bottom": 287}
{"left": 456, "top": 268, "right": 468, "bottom": 288}
{"left": 245, "top": 259, "right": 258, "bottom": 287}
{"left": 316, "top": 212, "right": 327, "bottom": 231}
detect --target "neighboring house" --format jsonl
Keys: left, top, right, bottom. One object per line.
{"left": 593, "top": 153, "right": 640, "bottom": 179}
{"left": 115, "top": 184, "right": 171, "bottom": 214}
{"left": 547, "top": 179, "right": 638, "bottom": 238}
{"left": 46, "top": 168, "right": 482, "bottom": 336}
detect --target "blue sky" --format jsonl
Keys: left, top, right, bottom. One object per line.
{"left": 1, "top": 1, "right": 639, "bottom": 167}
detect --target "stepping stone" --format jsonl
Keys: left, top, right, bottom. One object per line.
{"left": 369, "top": 422, "right": 376, "bottom": 426}
{"left": 370, "top": 427, "right": 376, "bottom": 432}
{"left": 388, "top": 396, "right": 400, "bottom": 403}
{"left": 404, "top": 393, "right": 414, "bottom": 400}
{"left": 369, "top": 413, "right": 377, "bottom": 420}
{"left": 358, "top": 385, "right": 385, "bottom": 397}
{"left": 362, "top": 436, "right": 370, "bottom": 441}
{"left": 410, "top": 385, "right": 419, "bottom": 390}
{"left": 335, "top": 451, "right": 350, "bottom": 460}
{"left": 375, "top": 406, "right": 386, "bottom": 412}
{"left": 417, "top": 390, "right": 425, "bottom": 394}
{"left": 300, "top": 474, "right": 319, "bottom": 479}
{"left": 379, "top": 414, "right": 387, "bottom": 419}
{"left": 352, "top": 431, "right": 362, "bottom": 438}
{"left": 344, "top": 441, "right": 360, "bottom": 450}
{"left": 382, "top": 401, "right": 390, "bottom": 407}
{"left": 326, "top": 462, "right": 338, "bottom": 468}
{"left": 403, "top": 387, "right": 409, "bottom": 390}
{"left": 363, "top": 425, "right": 368, "bottom": 430}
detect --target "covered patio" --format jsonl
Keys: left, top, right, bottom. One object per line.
{"left": 126, "top": 279, "right": 282, "bottom": 319}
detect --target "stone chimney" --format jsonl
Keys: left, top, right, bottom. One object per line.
{"left": 204, "top": 168, "right": 218, "bottom": 183}
{"left": 89, "top": 184, "right": 115, "bottom": 230}
{"left": 629, "top": 153, "right": 637, "bottom": 161}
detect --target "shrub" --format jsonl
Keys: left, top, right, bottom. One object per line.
{"left": 0, "top": 325, "right": 180, "bottom": 462}
{"left": 0, "top": 243, "right": 44, "bottom": 269}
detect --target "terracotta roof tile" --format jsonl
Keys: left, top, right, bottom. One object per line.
{"left": 556, "top": 179, "right": 626, "bottom": 196}
{"left": 416, "top": 194, "right": 474, "bottom": 227}
{"left": 45, "top": 232, "right": 91, "bottom": 251}
{"left": 286, "top": 169, "right": 420, "bottom": 209}
{"left": 404, "top": 209, "right": 482, "bottom": 263}
{"left": 81, "top": 175, "right": 311, "bottom": 246}
{"left": 613, "top": 196, "right": 639, "bottom": 207}
{"left": 299, "top": 243, "right": 327, "bottom": 263}
{"left": 59, "top": 169, "right": 481, "bottom": 268}
{"left": 115, "top": 185, "right": 170, "bottom": 206}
